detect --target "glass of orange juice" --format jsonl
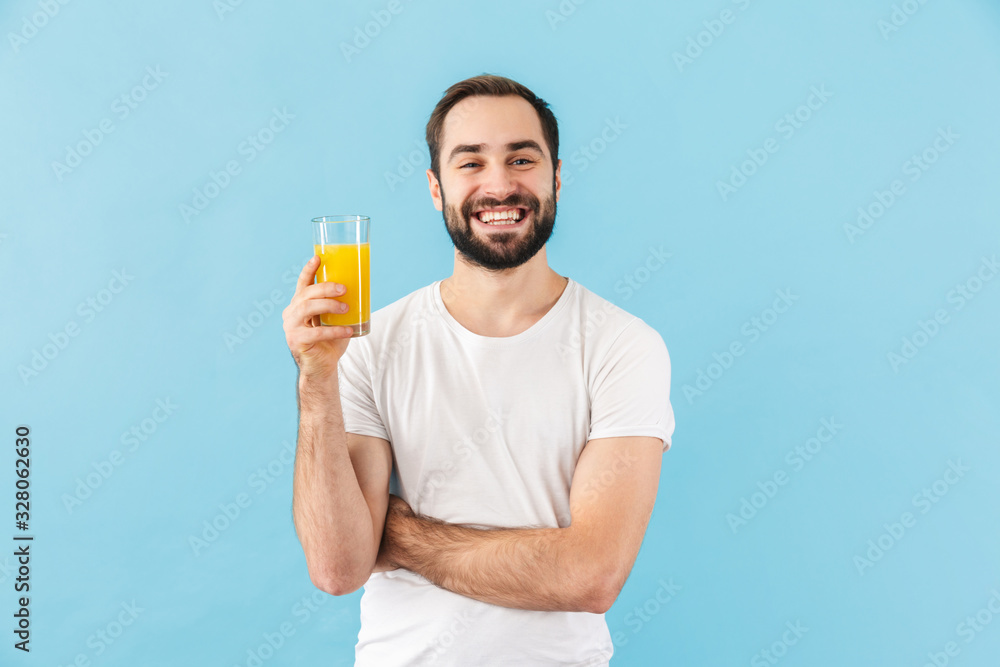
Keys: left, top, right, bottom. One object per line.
{"left": 312, "top": 215, "right": 370, "bottom": 336}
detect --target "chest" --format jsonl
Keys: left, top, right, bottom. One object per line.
{"left": 376, "top": 341, "right": 592, "bottom": 521}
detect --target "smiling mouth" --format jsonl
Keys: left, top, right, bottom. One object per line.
{"left": 472, "top": 207, "right": 528, "bottom": 226}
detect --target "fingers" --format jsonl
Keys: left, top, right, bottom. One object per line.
{"left": 286, "top": 262, "right": 351, "bottom": 334}
{"left": 283, "top": 295, "right": 350, "bottom": 335}
{"left": 295, "top": 256, "right": 321, "bottom": 294}
{"left": 291, "top": 324, "right": 354, "bottom": 346}
{"left": 295, "top": 257, "right": 347, "bottom": 297}
{"left": 296, "top": 280, "right": 347, "bottom": 303}
{"left": 298, "top": 296, "right": 350, "bottom": 320}
{"left": 286, "top": 280, "right": 347, "bottom": 321}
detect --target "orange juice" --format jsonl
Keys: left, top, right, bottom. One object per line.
{"left": 314, "top": 243, "right": 370, "bottom": 330}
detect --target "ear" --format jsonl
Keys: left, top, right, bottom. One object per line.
{"left": 427, "top": 169, "right": 443, "bottom": 212}
{"left": 554, "top": 159, "right": 562, "bottom": 204}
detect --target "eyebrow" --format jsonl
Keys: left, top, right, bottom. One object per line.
{"left": 447, "top": 140, "right": 545, "bottom": 163}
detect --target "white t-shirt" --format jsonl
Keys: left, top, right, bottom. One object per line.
{"left": 337, "top": 277, "right": 675, "bottom": 666}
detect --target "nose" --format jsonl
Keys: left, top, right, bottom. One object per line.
{"left": 481, "top": 162, "right": 516, "bottom": 201}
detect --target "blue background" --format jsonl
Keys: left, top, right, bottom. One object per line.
{"left": 3, "top": 0, "right": 999, "bottom": 665}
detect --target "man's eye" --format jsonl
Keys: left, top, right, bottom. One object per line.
{"left": 459, "top": 162, "right": 480, "bottom": 169}
{"left": 512, "top": 158, "right": 534, "bottom": 166}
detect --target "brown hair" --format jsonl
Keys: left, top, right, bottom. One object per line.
{"left": 425, "top": 74, "right": 559, "bottom": 180}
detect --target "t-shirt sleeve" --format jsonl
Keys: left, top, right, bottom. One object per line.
{"left": 336, "top": 339, "right": 390, "bottom": 442}
{"left": 587, "top": 318, "right": 675, "bottom": 451}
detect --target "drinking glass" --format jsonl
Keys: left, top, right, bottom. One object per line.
{"left": 312, "top": 215, "right": 370, "bottom": 336}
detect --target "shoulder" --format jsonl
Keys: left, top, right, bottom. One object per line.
{"left": 565, "top": 278, "right": 667, "bottom": 353}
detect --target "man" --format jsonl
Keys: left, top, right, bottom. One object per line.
{"left": 282, "top": 74, "right": 675, "bottom": 666}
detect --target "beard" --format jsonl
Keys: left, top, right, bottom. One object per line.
{"left": 441, "top": 180, "right": 557, "bottom": 272}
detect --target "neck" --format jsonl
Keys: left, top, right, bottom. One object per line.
{"left": 440, "top": 248, "right": 568, "bottom": 337}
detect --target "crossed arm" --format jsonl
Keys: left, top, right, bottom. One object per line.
{"left": 368, "top": 435, "right": 664, "bottom": 614}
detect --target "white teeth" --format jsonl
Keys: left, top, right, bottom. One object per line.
{"left": 479, "top": 209, "right": 524, "bottom": 224}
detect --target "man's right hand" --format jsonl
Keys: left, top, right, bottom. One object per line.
{"left": 282, "top": 256, "right": 355, "bottom": 378}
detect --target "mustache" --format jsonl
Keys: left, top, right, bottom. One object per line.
{"left": 461, "top": 193, "right": 539, "bottom": 220}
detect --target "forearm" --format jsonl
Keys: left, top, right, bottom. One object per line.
{"left": 392, "top": 513, "right": 604, "bottom": 613}
{"left": 292, "top": 373, "right": 374, "bottom": 593}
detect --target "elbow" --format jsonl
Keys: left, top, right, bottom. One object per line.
{"left": 579, "top": 563, "right": 625, "bottom": 615}
{"left": 307, "top": 562, "right": 369, "bottom": 597}
{"left": 296, "top": 531, "right": 376, "bottom": 596}
{"left": 311, "top": 574, "right": 361, "bottom": 597}
{"left": 582, "top": 587, "right": 618, "bottom": 615}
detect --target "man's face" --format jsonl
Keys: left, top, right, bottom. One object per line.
{"left": 428, "top": 95, "right": 561, "bottom": 272}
